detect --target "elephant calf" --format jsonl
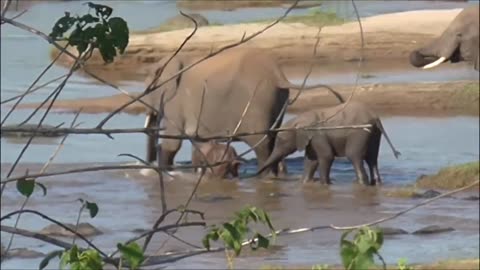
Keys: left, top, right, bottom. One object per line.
{"left": 192, "top": 141, "right": 246, "bottom": 179}
{"left": 256, "top": 101, "right": 401, "bottom": 186}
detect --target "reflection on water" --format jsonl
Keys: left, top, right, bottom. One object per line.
{"left": 1, "top": 162, "right": 479, "bottom": 269}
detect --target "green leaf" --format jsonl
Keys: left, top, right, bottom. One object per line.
{"left": 85, "top": 201, "right": 99, "bottom": 218}
{"left": 87, "top": 2, "right": 113, "bottom": 19}
{"left": 108, "top": 17, "right": 129, "bottom": 53}
{"left": 49, "top": 13, "right": 76, "bottom": 39}
{"left": 35, "top": 182, "right": 48, "bottom": 196}
{"left": 351, "top": 253, "right": 375, "bottom": 270}
{"left": 16, "top": 178, "right": 35, "bottom": 197}
{"left": 250, "top": 233, "right": 270, "bottom": 251}
{"left": 98, "top": 35, "right": 116, "bottom": 63}
{"left": 222, "top": 223, "right": 242, "bottom": 256}
{"left": 202, "top": 229, "right": 219, "bottom": 250}
{"left": 79, "top": 250, "right": 103, "bottom": 270}
{"left": 39, "top": 250, "right": 63, "bottom": 270}
{"left": 117, "top": 242, "right": 144, "bottom": 270}
{"left": 340, "top": 238, "right": 356, "bottom": 269}
{"left": 78, "top": 14, "right": 99, "bottom": 24}
{"left": 256, "top": 233, "right": 269, "bottom": 249}
{"left": 202, "top": 236, "right": 211, "bottom": 250}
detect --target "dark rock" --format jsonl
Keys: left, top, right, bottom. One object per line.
{"left": 376, "top": 226, "right": 409, "bottom": 236}
{"left": 39, "top": 222, "right": 103, "bottom": 237}
{"left": 412, "top": 189, "right": 442, "bottom": 199}
{"left": 412, "top": 225, "right": 455, "bottom": 235}
{"left": 1, "top": 248, "right": 45, "bottom": 259}
{"left": 462, "top": 195, "right": 480, "bottom": 201}
{"left": 195, "top": 194, "right": 233, "bottom": 203}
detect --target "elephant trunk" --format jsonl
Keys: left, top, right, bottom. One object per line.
{"left": 410, "top": 29, "right": 460, "bottom": 69}
{"left": 256, "top": 135, "right": 297, "bottom": 176}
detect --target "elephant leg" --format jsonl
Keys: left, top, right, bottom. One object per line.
{"left": 348, "top": 156, "right": 369, "bottom": 186}
{"left": 346, "top": 132, "right": 370, "bottom": 185}
{"left": 317, "top": 157, "right": 334, "bottom": 185}
{"left": 301, "top": 145, "right": 318, "bottom": 183}
{"left": 158, "top": 138, "right": 182, "bottom": 170}
{"left": 278, "top": 159, "right": 288, "bottom": 177}
{"left": 310, "top": 135, "right": 335, "bottom": 184}
{"left": 245, "top": 135, "right": 277, "bottom": 178}
{"left": 366, "top": 131, "right": 382, "bottom": 185}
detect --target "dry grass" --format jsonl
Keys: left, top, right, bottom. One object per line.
{"left": 416, "top": 161, "right": 479, "bottom": 190}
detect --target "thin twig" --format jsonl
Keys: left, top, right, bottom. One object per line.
{"left": 2, "top": 111, "right": 81, "bottom": 260}
{"left": 0, "top": 209, "right": 108, "bottom": 257}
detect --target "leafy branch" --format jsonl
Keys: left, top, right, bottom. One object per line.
{"left": 49, "top": 2, "right": 128, "bottom": 63}
{"left": 202, "top": 206, "right": 276, "bottom": 256}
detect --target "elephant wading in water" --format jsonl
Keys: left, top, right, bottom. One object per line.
{"left": 142, "top": 48, "right": 344, "bottom": 177}
{"left": 410, "top": 5, "right": 479, "bottom": 70}
{"left": 256, "top": 101, "right": 401, "bottom": 186}
{"left": 191, "top": 141, "right": 246, "bottom": 179}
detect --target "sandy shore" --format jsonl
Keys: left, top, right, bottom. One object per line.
{"left": 33, "top": 8, "right": 479, "bottom": 117}
{"left": 51, "top": 9, "right": 464, "bottom": 82}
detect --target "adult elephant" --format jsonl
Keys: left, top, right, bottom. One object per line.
{"left": 409, "top": 5, "right": 479, "bottom": 71}
{"left": 142, "top": 48, "right": 344, "bottom": 177}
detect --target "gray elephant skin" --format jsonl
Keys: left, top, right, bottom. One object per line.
{"left": 256, "top": 101, "right": 401, "bottom": 186}
{"left": 409, "top": 5, "right": 479, "bottom": 70}
{"left": 191, "top": 141, "right": 245, "bottom": 179}
{"left": 142, "top": 48, "right": 344, "bottom": 177}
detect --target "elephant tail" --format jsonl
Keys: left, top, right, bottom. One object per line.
{"left": 375, "top": 119, "right": 401, "bottom": 159}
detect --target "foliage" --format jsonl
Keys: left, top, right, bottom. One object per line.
{"left": 49, "top": 2, "right": 129, "bottom": 63}
{"left": 59, "top": 245, "right": 103, "bottom": 270}
{"left": 117, "top": 242, "right": 145, "bottom": 270}
{"left": 78, "top": 198, "right": 99, "bottom": 218}
{"left": 397, "top": 258, "right": 415, "bottom": 270}
{"left": 202, "top": 206, "right": 276, "bottom": 256}
{"left": 340, "top": 227, "right": 384, "bottom": 270}
{"left": 16, "top": 177, "right": 47, "bottom": 197}
{"left": 312, "top": 264, "right": 330, "bottom": 270}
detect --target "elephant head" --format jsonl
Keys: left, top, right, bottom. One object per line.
{"left": 409, "top": 5, "right": 479, "bottom": 70}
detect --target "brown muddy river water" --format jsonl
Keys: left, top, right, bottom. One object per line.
{"left": 1, "top": 1, "right": 479, "bottom": 269}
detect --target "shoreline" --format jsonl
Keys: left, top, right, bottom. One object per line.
{"left": 14, "top": 81, "right": 479, "bottom": 117}
{"left": 50, "top": 9, "right": 464, "bottom": 83}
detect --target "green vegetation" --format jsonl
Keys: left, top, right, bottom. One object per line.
{"left": 449, "top": 82, "right": 480, "bottom": 114}
{"left": 416, "top": 161, "right": 479, "bottom": 190}
{"left": 133, "top": 7, "right": 345, "bottom": 35}
{"left": 255, "top": 9, "right": 346, "bottom": 27}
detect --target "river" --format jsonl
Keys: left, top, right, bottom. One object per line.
{"left": 1, "top": 1, "right": 479, "bottom": 269}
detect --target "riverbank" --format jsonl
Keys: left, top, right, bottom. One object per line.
{"left": 14, "top": 81, "right": 479, "bottom": 116}
{"left": 50, "top": 8, "right": 465, "bottom": 83}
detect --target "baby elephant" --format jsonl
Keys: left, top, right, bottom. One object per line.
{"left": 192, "top": 141, "right": 246, "bottom": 179}
{"left": 256, "top": 101, "right": 401, "bottom": 186}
